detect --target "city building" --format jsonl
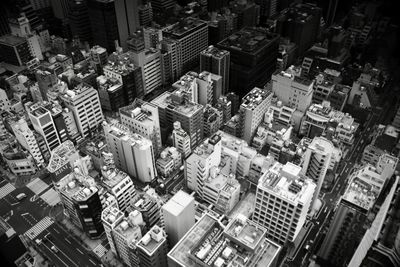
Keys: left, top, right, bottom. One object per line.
{"left": 56, "top": 173, "right": 104, "bottom": 239}
{"left": 168, "top": 213, "right": 281, "bottom": 267}
{"left": 69, "top": 0, "right": 92, "bottom": 44}
{"left": 162, "top": 190, "right": 195, "bottom": 247}
{"left": 120, "top": 99, "right": 162, "bottom": 156}
{"left": 238, "top": 87, "right": 273, "bottom": 143}
{"left": 272, "top": 66, "right": 314, "bottom": 113}
{"left": 104, "top": 51, "right": 145, "bottom": 101}
{"left": 152, "top": 91, "right": 204, "bottom": 149}
{"left": 138, "top": 2, "right": 153, "bottom": 27}
{"left": 253, "top": 162, "right": 316, "bottom": 244}
{"left": 215, "top": 96, "right": 232, "bottom": 124}
{"left": 103, "top": 121, "right": 157, "bottom": 183}
{"left": 59, "top": 83, "right": 104, "bottom": 138}
{"left": 0, "top": 89, "right": 10, "bottom": 111}
{"left": 47, "top": 140, "right": 80, "bottom": 181}
{"left": 100, "top": 166, "right": 136, "bottom": 212}
{"left": 312, "top": 73, "right": 336, "bottom": 104}
{"left": 301, "top": 137, "right": 340, "bottom": 208}
{"left": 102, "top": 205, "right": 125, "bottom": 256}
{"left": 35, "top": 68, "right": 58, "bottom": 101}
{"left": 129, "top": 193, "right": 162, "bottom": 232}
{"left": 0, "top": 35, "right": 32, "bottom": 66}
{"left": 200, "top": 45, "right": 230, "bottom": 94}
{"left": 171, "top": 121, "right": 191, "bottom": 159}
{"left": 318, "top": 177, "right": 377, "bottom": 267}
{"left": 162, "top": 17, "right": 208, "bottom": 77}
{"left": 136, "top": 225, "right": 168, "bottom": 267}
{"left": 217, "top": 27, "right": 279, "bottom": 96}
{"left": 203, "top": 105, "right": 222, "bottom": 138}
{"left": 2, "top": 144, "right": 37, "bottom": 176}
{"left": 156, "top": 147, "right": 182, "bottom": 178}
{"left": 96, "top": 75, "right": 124, "bottom": 112}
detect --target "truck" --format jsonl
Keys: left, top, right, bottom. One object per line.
{"left": 16, "top": 193, "right": 27, "bottom": 201}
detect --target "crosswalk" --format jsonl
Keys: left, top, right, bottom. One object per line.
{"left": 0, "top": 183, "right": 16, "bottom": 199}
{"left": 25, "top": 216, "right": 54, "bottom": 240}
{"left": 93, "top": 243, "right": 108, "bottom": 258}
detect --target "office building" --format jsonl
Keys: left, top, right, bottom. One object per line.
{"left": 253, "top": 162, "right": 316, "bottom": 244}
{"left": 96, "top": 75, "right": 124, "bottom": 111}
{"left": 59, "top": 83, "right": 104, "bottom": 138}
{"left": 34, "top": 68, "right": 58, "bottom": 101}
{"left": 272, "top": 66, "right": 314, "bottom": 113}
{"left": 104, "top": 51, "right": 145, "bottom": 100}
{"left": 113, "top": 210, "right": 143, "bottom": 266}
{"left": 276, "top": 3, "right": 322, "bottom": 56}
{"left": 2, "top": 144, "right": 37, "bottom": 176}
{"left": 120, "top": 99, "right": 162, "bottom": 155}
{"left": 163, "top": 17, "right": 208, "bottom": 76}
{"left": 301, "top": 137, "right": 338, "bottom": 209}
{"left": 137, "top": 225, "right": 168, "bottom": 267}
{"left": 171, "top": 121, "right": 191, "bottom": 159}
{"left": 203, "top": 105, "right": 222, "bottom": 138}
{"left": 89, "top": 45, "right": 108, "bottom": 74}
{"left": 10, "top": 119, "right": 44, "bottom": 167}
{"left": 102, "top": 206, "right": 125, "bottom": 255}
{"left": 27, "top": 103, "right": 61, "bottom": 152}
{"left": 217, "top": 27, "right": 279, "bottom": 96}
{"left": 200, "top": 45, "right": 230, "bottom": 94}
{"left": 318, "top": 177, "right": 376, "bottom": 266}
{"left": 69, "top": 0, "right": 92, "bottom": 44}
{"left": 156, "top": 147, "right": 182, "bottom": 178}
{"left": 0, "top": 89, "right": 11, "bottom": 111}
{"left": 312, "top": 73, "right": 336, "bottom": 105}
{"left": 103, "top": 121, "right": 157, "bottom": 183}
{"left": 100, "top": 167, "right": 136, "bottom": 212}
{"left": 56, "top": 173, "right": 104, "bottom": 239}
{"left": 215, "top": 96, "right": 232, "bottom": 124}
{"left": 150, "top": 0, "right": 175, "bottom": 13}
{"left": 238, "top": 87, "right": 273, "bottom": 144}
{"left": 0, "top": 35, "right": 32, "bottom": 66}
{"left": 129, "top": 193, "right": 162, "bottom": 231}
{"left": 168, "top": 213, "right": 281, "bottom": 267}
{"left": 162, "top": 190, "right": 195, "bottom": 247}
{"left": 185, "top": 134, "right": 222, "bottom": 193}
{"left": 47, "top": 140, "right": 80, "bottom": 182}
{"left": 152, "top": 91, "right": 204, "bottom": 149}
{"left": 143, "top": 27, "right": 163, "bottom": 49}
{"left": 138, "top": 2, "right": 153, "bottom": 27}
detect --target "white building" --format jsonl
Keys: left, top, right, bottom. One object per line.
{"left": 272, "top": 66, "right": 314, "bottom": 113}
{"left": 172, "top": 121, "right": 191, "bottom": 159}
{"left": 162, "top": 190, "right": 195, "bottom": 246}
{"left": 102, "top": 206, "right": 125, "bottom": 255}
{"left": 103, "top": 121, "right": 157, "bottom": 183}
{"left": 156, "top": 147, "right": 182, "bottom": 178}
{"left": 0, "top": 88, "right": 11, "bottom": 111}
{"left": 120, "top": 99, "right": 162, "bottom": 155}
{"left": 238, "top": 87, "right": 273, "bottom": 143}
{"left": 131, "top": 48, "right": 162, "bottom": 95}
{"left": 253, "top": 162, "right": 316, "bottom": 244}
{"left": 59, "top": 83, "right": 104, "bottom": 138}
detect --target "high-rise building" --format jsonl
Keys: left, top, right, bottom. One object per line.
{"left": 104, "top": 51, "right": 145, "bottom": 100}
{"left": 143, "top": 27, "right": 163, "bottom": 49}
{"left": 318, "top": 177, "right": 377, "bottom": 266}
{"left": 162, "top": 17, "right": 208, "bottom": 77}
{"left": 238, "top": 87, "right": 273, "bottom": 144}
{"left": 10, "top": 119, "right": 44, "bottom": 167}
{"left": 120, "top": 99, "right": 162, "bottom": 156}
{"left": 89, "top": 45, "right": 108, "bottom": 74}
{"left": 272, "top": 65, "right": 314, "bottom": 113}
{"left": 96, "top": 75, "right": 124, "bottom": 111}
{"left": 217, "top": 27, "right": 279, "bottom": 96}
{"left": 102, "top": 205, "right": 125, "bottom": 256}
{"left": 200, "top": 45, "right": 230, "bottom": 94}
{"left": 215, "top": 96, "right": 232, "bottom": 124}
{"left": 59, "top": 83, "right": 104, "bottom": 138}
{"left": 152, "top": 91, "right": 204, "bottom": 149}
{"left": 34, "top": 68, "right": 58, "bottom": 101}
{"left": 301, "top": 137, "right": 337, "bottom": 209}
{"left": 114, "top": 0, "right": 140, "bottom": 48}
{"left": 138, "top": 2, "right": 153, "bottom": 27}
{"left": 136, "top": 225, "right": 168, "bottom": 267}
{"left": 203, "top": 105, "right": 222, "bottom": 138}
{"left": 171, "top": 121, "right": 191, "bottom": 159}
{"left": 150, "top": 0, "right": 176, "bottom": 14}
{"left": 276, "top": 3, "right": 322, "bottom": 56}
{"left": 0, "top": 35, "right": 33, "bottom": 66}
{"left": 47, "top": 140, "right": 80, "bottom": 182}
{"left": 69, "top": 0, "right": 92, "bottom": 44}
{"left": 129, "top": 193, "right": 162, "bottom": 231}
{"left": 103, "top": 121, "right": 157, "bottom": 183}
{"left": 56, "top": 173, "right": 104, "bottom": 239}
{"left": 100, "top": 167, "right": 136, "bottom": 212}
{"left": 253, "top": 162, "right": 316, "bottom": 245}
{"left": 162, "top": 190, "right": 195, "bottom": 247}
{"left": 27, "top": 103, "right": 62, "bottom": 152}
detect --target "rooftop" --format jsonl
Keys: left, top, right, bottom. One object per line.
{"left": 241, "top": 87, "right": 272, "bottom": 111}
{"left": 163, "top": 17, "right": 207, "bottom": 38}
{"left": 0, "top": 34, "right": 26, "bottom": 46}
{"left": 342, "top": 177, "right": 376, "bottom": 210}
{"left": 101, "top": 168, "right": 132, "bottom": 190}
{"left": 152, "top": 91, "right": 203, "bottom": 117}
{"left": 101, "top": 206, "right": 124, "bottom": 226}
{"left": 163, "top": 190, "right": 194, "bottom": 217}
{"left": 201, "top": 45, "right": 230, "bottom": 58}
{"left": 119, "top": 100, "right": 157, "bottom": 125}
{"left": 218, "top": 27, "right": 278, "bottom": 55}
{"left": 137, "top": 225, "right": 166, "bottom": 255}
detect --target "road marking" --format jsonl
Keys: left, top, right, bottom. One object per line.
{"left": 41, "top": 243, "right": 70, "bottom": 267}
{"left": 53, "top": 228, "right": 60, "bottom": 234}
{"left": 76, "top": 248, "right": 84, "bottom": 254}
{"left": 21, "top": 213, "right": 29, "bottom": 216}
{"left": 25, "top": 217, "right": 54, "bottom": 240}
{"left": 65, "top": 239, "right": 71, "bottom": 244}
{"left": 89, "top": 259, "right": 97, "bottom": 265}
{"left": 47, "top": 240, "right": 79, "bottom": 267}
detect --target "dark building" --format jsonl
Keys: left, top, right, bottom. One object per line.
{"left": 256, "top": 0, "right": 278, "bottom": 21}
{"left": 318, "top": 177, "right": 375, "bottom": 267}
{"left": 200, "top": 45, "right": 230, "bottom": 94}
{"left": 72, "top": 187, "right": 104, "bottom": 239}
{"left": 69, "top": 0, "right": 92, "bottom": 44}
{"left": 0, "top": 218, "right": 27, "bottom": 267}
{"left": 0, "top": 35, "right": 33, "bottom": 66}
{"left": 35, "top": 67, "right": 58, "bottom": 101}
{"left": 276, "top": 3, "right": 322, "bottom": 56}
{"left": 207, "top": 0, "right": 229, "bottom": 12}
{"left": 87, "top": 0, "right": 119, "bottom": 52}
{"left": 226, "top": 92, "right": 240, "bottom": 116}
{"left": 150, "top": 0, "right": 176, "bottom": 14}
{"left": 229, "top": 0, "right": 260, "bottom": 28}
{"left": 217, "top": 27, "right": 279, "bottom": 97}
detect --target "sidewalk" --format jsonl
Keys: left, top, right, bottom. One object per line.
{"left": 60, "top": 218, "right": 102, "bottom": 251}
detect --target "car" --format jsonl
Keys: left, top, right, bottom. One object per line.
{"left": 51, "top": 245, "right": 59, "bottom": 253}
{"left": 16, "top": 193, "right": 27, "bottom": 201}
{"left": 35, "top": 239, "right": 42, "bottom": 245}
{"left": 305, "top": 245, "right": 310, "bottom": 250}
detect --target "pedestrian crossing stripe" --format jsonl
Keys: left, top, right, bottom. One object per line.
{"left": 93, "top": 243, "right": 108, "bottom": 258}
{"left": 0, "top": 183, "right": 16, "bottom": 199}
{"left": 25, "top": 217, "right": 54, "bottom": 240}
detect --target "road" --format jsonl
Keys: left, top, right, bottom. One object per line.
{"left": 284, "top": 106, "right": 383, "bottom": 267}
{"left": 0, "top": 176, "right": 102, "bottom": 267}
